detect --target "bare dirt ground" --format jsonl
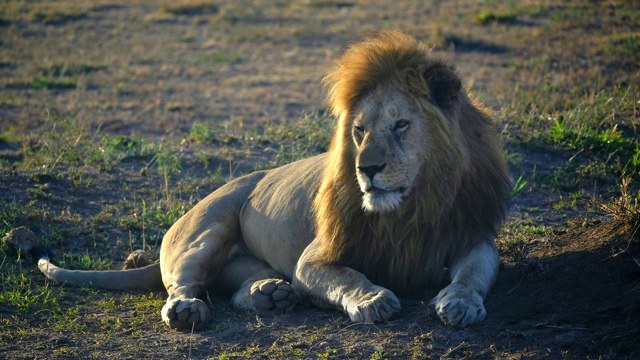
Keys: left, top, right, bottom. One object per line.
{"left": 1, "top": 0, "right": 639, "bottom": 359}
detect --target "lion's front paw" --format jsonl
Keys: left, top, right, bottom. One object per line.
{"left": 431, "top": 282, "right": 486, "bottom": 327}
{"left": 250, "top": 278, "right": 299, "bottom": 313}
{"left": 162, "top": 298, "right": 210, "bottom": 330}
{"left": 344, "top": 287, "right": 401, "bottom": 323}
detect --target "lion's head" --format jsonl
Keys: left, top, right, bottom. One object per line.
{"left": 322, "top": 31, "right": 468, "bottom": 214}
{"left": 312, "top": 31, "right": 511, "bottom": 294}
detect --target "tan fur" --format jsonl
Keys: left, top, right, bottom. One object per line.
{"left": 312, "top": 30, "right": 510, "bottom": 294}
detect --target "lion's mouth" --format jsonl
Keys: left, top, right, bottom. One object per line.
{"left": 361, "top": 186, "right": 407, "bottom": 213}
{"left": 364, "top": 186, "right": 406, "bottom": 195}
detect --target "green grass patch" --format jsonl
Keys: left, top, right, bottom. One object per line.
{"left": 505, "top": 84, "right": 639, "bottom": 182}
{"left": 605, "top": 33, "right": 640, "bottom": 56}
{"left": 212, "top": 53, "right": 242, "bottom": 63}
{"left": 0, "top": 252, "right": 63, "bottom": 315}
{"left": 476, "top": 10, "right": 518, "bottom": 24}
{"left": 189, "top": 122, "right": 215, "bottom": 143}
{"left": 16, "top": 116, "right": 157, "bottom": 171}
{"left": 187, "top": 122, "right": 243, "bottom": 145}
{"left": 26, "top": 184, "right": 54, "bottom": 200}
{"left": 0, "top": 93, "right": 16, "bottom": 104}
{"left": 50, "top": 305, "right": 87, "bottom": 332}
{"left": 128, "top": 292, "right": 165, "bottom": 312}
{"left": 547, "top": 113, "right": 639, "bottom": 177}
{"left": 151, "top": 200, "right": 187, "bottom": 228}
{"left": 511, "top": 175, "right": 528, "bottom": 197}
{"left": 96, "top": 297, "right": 118, "bottom": 311}
{"left": 57, "top": 253, "right": 113, "bottom": 271}
{"left": 262, "top": 112, "right": 333, "bottom": 167}
{"left": 31, "top": 77, "right": 77, "bottom": 90}
{"left": 0, "top": 1, "right": 638, "bottom": 358}
{"left": 160, "top": 1, "right": 219, "bottom": 16}
{"left": 497, "top": 221, "right": 549, "bottom": 262}
{"left": 372, "top": 346, "right": 390, "bottom": 360}
{"left": 119, "top": 192, "right": 189, "bottom": 231}
{"left": 89, "top": 135, "right": 153, "bottom": 170}
{"left": 22, "top": 117, "right": 86, "bottom": 168}
{"left": 98, "top": 134, "right": 149, "bottom": 157}
{"left": 549, "top": 120, "right": 628, "bottom": 154}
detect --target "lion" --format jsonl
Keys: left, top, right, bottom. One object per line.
{"left": 32, "top": 30, "right": 511, "bottom": 330}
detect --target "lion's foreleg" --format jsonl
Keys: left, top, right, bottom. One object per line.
{"left": 293, "top": 241, "right": 401, "bottom": 323}
{"left": 431, "top": 240, "right": 499, "bottom": 327}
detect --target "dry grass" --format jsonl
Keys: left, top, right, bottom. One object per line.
{"left": 1, "top": 0, "right": 639, "bottom": 358}
{"left": 603, "top": 177, "right": 640, "bottom": 244}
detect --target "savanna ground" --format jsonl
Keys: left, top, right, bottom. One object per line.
{"left": 0, "top": 0, "right": 639, "bottom": 358}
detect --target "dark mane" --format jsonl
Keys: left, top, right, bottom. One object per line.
{"left": 311, "top": 30, "right": 511, "bottom": 294}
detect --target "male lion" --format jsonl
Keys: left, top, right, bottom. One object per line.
{"left": 33, "top": 30, "right": 511, "bottom": 330}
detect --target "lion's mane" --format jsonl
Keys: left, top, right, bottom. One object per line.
{"left": 312, "top": 30, "right": 511, "bottom": 294}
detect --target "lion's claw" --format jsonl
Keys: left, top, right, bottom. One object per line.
{"left": 250, "top": 278, "right": 299, "bottom": 313}
{"left": 345, "top": 287, "right": 401, "bottom": 323}
{"left": 431, "top": 282, "right": 486, "bottom": 327}
{"left": 162, "top": 298, "right": 210, "bottom": 330}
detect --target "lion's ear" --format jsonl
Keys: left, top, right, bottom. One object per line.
{"left": 423, "top": 65, "right": 461, "bottom": 108}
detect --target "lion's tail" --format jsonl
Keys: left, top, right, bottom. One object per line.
{"left": 30, "top": 246, "right": 164, "bottom": 290}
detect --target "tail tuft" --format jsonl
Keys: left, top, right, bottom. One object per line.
{"left": 29, "top": 245, "right": 55, "bottom": 261}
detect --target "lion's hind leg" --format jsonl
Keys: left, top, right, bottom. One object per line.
{"left": 247, "top": 278, "right": 298, "bottom": 313}
{"left": 214, "top": 256, "right": 299, "bottom": 314}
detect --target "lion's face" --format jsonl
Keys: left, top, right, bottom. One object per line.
{"left": 352, "top": 85, "right": 431, "bottom": 213}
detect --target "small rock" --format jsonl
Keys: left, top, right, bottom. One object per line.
{"left": 123, "top": 249, "right": 150, "bottom": 269}
{"left": 2, "top": 226, "right": 37, "bottom": 256}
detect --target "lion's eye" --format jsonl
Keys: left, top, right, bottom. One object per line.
{"left": 395, "top": 120, "right": 410, "bottom": 131}
{"left": 353, "top": 125, "right": 364, "bottom": 144}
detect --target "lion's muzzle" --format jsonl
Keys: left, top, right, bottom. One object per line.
{"left": 357, "top": 163, "right": 386, "bottom": 182}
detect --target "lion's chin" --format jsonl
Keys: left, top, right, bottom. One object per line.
{"left": 361, "top": 189, "right": 404, "bottom": 213}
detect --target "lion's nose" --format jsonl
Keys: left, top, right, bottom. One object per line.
{"left": 358, "top": 164, "right": 386, "bottom": 180}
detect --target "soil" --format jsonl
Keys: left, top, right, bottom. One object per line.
{"left": 1, "top": 155, "right": 637, "bottom": 359}
{"left": 184, "top": 219, "right": 640, "bottom": 359}
{"left": 1, "top": 1, "right": 639, "bottom": 359}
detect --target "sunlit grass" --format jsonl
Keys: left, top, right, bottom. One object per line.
{"left": 0, "top": 0, "right": 638, "bottom": 358}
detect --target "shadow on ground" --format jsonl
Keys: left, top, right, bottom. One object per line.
{"left": 188, "top": 217, "right": 640, "bottom": 359}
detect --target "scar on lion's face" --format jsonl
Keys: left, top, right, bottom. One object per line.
{"left": 352, "top": 86, "right": 428, "bottom": 213}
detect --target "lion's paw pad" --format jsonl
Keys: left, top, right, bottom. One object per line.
{"left": 250, "top": 279, "right": 298, "bottom": 313}
{"left": 162, "top": 298, "right": 210, "bottom": 330}
{"left": 432, "top": 283, "right": 485, "bottom": 327}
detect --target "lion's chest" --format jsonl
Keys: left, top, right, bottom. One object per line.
{"left": 341, "top": 224, "right": 455, "bottom": 295}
